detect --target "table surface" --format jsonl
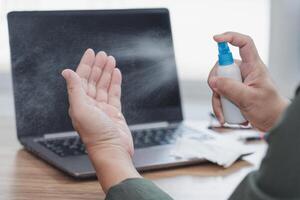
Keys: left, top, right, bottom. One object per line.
{"left": 0, "top": 117, "right": 267, "bottom": 200}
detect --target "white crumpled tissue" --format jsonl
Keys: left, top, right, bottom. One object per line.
{"left": 171, "top": 133, "right": 252, "bottom": 168}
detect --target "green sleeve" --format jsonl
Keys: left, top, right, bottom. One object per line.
{"left": 105, "top": 178, "right": 173, "bottom": 200}
{"left": 230, "top": 89, "right": 300, "bottom": 199}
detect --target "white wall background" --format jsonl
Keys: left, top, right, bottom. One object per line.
{"left": 0, "top": 0, "right": 270, "bottom": 81}
{"left": 269, "top": 0, "right": 300, "bottom": 98}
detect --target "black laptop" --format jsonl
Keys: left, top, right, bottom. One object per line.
{"left": 7, "top": 9, "right": 212, "bottom": 178}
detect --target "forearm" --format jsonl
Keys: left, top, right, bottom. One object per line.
{"left": 256, "top": 93, "right": 300, "bottom": 197}
{"left": 87, "top": 148, "right": 173, "bottom": 200}
{"left": 230, "top": 91, "right": 300, "bottom": 199}
{"left": 87, "top": 148, "right": 141, "bottom": 193}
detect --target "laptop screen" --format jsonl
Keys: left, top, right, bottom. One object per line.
{"left": 8, "top": 9, "right": 183, "bottom": 137}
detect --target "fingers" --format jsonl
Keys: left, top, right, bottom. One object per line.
{"left": 108, "top": 68, "right": 122, "bottom": 111}
{"left": 212, "top": 92, "right": 224, "bottom": 124}
{"left": 207, "top": 61, "right": 218, "bottom": 90}
{"left": 76, "top": 49, "right": 118, "bottom": 104}
{"left": 96, "top": 56, "right": 116, "bottom": 102}
{"left": 61, "top": 69, "right": 85, "bottom": 108}
{"left": 208, "top": 62, "right": 225, "bottom": 124}
{"left": 87, "top": 51, "right": 108, "bottom": 98}
{"left": 209, "top": 76, "right": 251, "bottom": 109}
{"left": 88, "top": 51, "right": 107, "bottom": 85}
{"left": 213, "top": 32, "right": 260, "bottom": 63}
{"left": 76, "top": 49, "right": 95, "bottom": 91}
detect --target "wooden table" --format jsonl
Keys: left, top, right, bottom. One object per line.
{"left": 0, "top": 117, "right": 267, "bottom": 200}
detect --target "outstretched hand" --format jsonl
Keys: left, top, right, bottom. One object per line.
{"left": 62, "top": 49, "right": 139, "bottom": 192}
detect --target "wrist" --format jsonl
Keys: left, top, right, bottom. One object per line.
{"left": 266, "top": 96, "right": 290, "bottom": 131}
{"left": 276, "top": 96, "right": 290, "bottom": 118}
{"left": 87, "top": 146, "right": 141, "bottom": 193}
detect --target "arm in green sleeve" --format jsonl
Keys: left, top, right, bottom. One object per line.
{"left": 230, "top": 88, "right": 300, "bottom": 199}
{"left": 106, "top": 88, "right": 300, "bottom": 200}
{"left": 105, "top": 178, "right": 173, "bottom": 200}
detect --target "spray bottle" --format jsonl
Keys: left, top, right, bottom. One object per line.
{"left": 217, "top": 42, "right": 246, "bottom": 124}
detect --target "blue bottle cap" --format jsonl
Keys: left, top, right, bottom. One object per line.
{"left": 218, "top": 42, "right": 234, "bottom": 66}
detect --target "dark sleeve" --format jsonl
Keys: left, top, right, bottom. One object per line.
{"left": 296, "top": 85, "right": 300, "bottom": 96}
{"left": 105, "top": 178, "right": 173, "bottom": 200}
{"left": 230, "top": 90, "right": 300, "bottom": 199}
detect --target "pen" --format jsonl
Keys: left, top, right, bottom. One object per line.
{"left": 239, "top": 133, "right": 265, "bottom": 142}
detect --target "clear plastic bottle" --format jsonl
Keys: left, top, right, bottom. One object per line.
{"left": 216, "top": 42, "right": 246, "bottom": 124}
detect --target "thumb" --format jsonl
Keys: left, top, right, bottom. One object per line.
{"left": 61, "top": 69, "right": 85, "bottom": 107}
{"left": 210, "top": 76, "right": 249, "bottom": 109}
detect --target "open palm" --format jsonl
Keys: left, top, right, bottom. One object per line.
{"left": 62, "top": 49, "right": 134, "bottom": 157}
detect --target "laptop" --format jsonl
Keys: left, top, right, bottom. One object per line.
{"left": 7, "top": 9, "right": 213, "bottom": 178}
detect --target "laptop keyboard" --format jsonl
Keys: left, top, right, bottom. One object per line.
{"left": 39, "top": 136, "right": 86, "bottom": 157}
{"left": 38, "top": 126, "right": 205, "bottom": 157}
{"left": 132, "top": 126, "right": 180, "bottom": 148}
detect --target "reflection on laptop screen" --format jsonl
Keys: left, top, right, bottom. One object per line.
{"left": 8, "top": 9, "right": 183, "bottom": 137}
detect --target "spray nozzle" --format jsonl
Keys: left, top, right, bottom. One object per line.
{"left": 217, "top": 42, "right": 234, "bottom": 66}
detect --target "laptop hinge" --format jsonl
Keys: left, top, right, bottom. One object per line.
{"left": 43, "top": 131, "right": 78, "bottom": 139}
{"left": 41, "top": 121, "right": 179, "bottom": 139}
{"left": 129, "top": 122, "right": 170, "bottom": 131}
